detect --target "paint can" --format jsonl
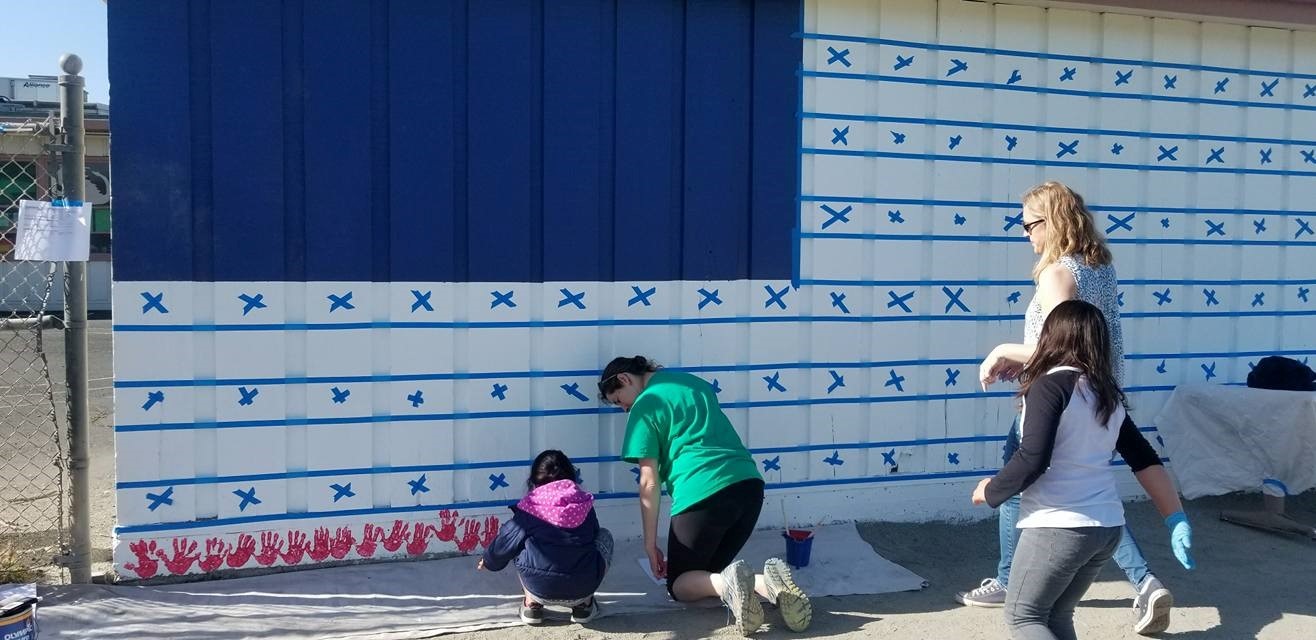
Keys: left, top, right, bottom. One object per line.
{"left": 0, "top": 584, "right": 37, "bottom": 640}
{"left": 782, "top": 529, "right": 814, "bottom": 568}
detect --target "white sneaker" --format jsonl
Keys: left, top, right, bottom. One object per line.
{"left": 1133, "top": 574, "right": 1173, "bottom": 635}
{"left": 955, "top": 578, "right": 1007, "bottom": 608}
{"left": 719, "top": 559, "right": 764, "bottom": 636}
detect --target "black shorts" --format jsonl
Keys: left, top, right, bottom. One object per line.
{"left": 666, "top": 478, "right": 765, "bottom": 598}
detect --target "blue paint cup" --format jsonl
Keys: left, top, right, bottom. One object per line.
{"left": 0, "top": 599, "right": 37, "bottom": 640}
{"left": 783, "top": 529, "right": 814, "bottom": 568}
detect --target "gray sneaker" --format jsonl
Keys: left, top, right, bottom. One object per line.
{"left": 1133, "top": 574, "right": 1173, "bottom": 635}
{"left": 764, "top": 557, "right": 812, "bottom": 632}
{"left": 955, "top": 578, "right": 1007, "bottom": 608}
{"left": 720, "top": 559, "right": 764, "bottom": 636}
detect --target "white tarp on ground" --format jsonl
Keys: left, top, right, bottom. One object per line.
{"left": 38, "top": 522, "right": 926, "bottom": 639}
{"left": 1154, "top": 384, "right": 1316, "bottom": 499}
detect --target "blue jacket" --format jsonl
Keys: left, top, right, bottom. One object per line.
{"left": 481, "top": 480, "right": 606, "bottom": 601}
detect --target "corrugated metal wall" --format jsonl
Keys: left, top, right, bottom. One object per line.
{"left": 108, "top": 0, "right": 798, "bottom": 284}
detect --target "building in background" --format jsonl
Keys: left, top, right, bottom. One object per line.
{"left": 1, "top": 74, "right": 112, "bottom": 312}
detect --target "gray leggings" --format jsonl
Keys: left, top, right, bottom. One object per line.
{"left": 1004, "top": 526, "right": 1122, "bottom": 640}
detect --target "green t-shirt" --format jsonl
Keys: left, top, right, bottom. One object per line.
{"left": 620, "top": 370, "right": 761, "bottom": 515}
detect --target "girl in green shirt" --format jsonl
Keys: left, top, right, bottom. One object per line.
{"left": 599, "top": 355, "right": 812, "bottom": 636}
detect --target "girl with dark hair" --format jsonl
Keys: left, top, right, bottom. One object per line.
{"left": 971, "top": 301, "right": 1195, "bottom": 640}
{"left": 479, "top": 450, "right": 613, "bottom": 626}
{"left": 598, "top": 356, "right": 811, "bottom": 636}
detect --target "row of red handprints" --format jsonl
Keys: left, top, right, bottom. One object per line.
{"left": 122, "top": 509, "right": 501, "bottom": 579}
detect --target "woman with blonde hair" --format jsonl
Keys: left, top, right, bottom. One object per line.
{"left": 955, "top": 182, "right": 1177, "bottom": 636}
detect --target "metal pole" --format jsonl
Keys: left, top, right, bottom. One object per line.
{"left": 59, "top": 52, "right": 91, "bottom": 584}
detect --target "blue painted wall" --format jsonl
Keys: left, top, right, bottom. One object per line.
{"left": 108, "top": 0, "right": 800, "bottom": 283}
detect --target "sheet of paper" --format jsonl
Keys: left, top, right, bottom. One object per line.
{"left": 636, "top": 557, "right": 664, "bottom": 586}
{"left": 15, "top": 200, "right": 91, "bottom": 262}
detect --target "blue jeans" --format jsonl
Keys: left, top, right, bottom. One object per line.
{"left": 998, "top": 421, "right": 1150, "bottom": 589}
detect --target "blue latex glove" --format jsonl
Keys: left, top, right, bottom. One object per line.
{"left": 1165, "top": 511, "right": 1195, "bottom": 570}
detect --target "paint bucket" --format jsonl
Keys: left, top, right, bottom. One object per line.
{"left": 782, "top": 529, "right": 814, "bottom": 568}
{"left": 0, "top": 598, "right": 37, "bottom": 640}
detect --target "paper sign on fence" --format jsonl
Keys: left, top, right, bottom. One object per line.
{"left": 15, "top": 200, "right": 91, "bottom": 262}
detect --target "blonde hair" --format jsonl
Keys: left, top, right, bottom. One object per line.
{"left": 1023, "top": 181, "right": 1112, "bottom": 281}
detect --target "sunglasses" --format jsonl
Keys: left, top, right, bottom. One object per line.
{"left": 597, "top": 372, "right": 624, "bottom": 400}
{"left": 1022, "top": 218, "right": 1046, "bottom": 235}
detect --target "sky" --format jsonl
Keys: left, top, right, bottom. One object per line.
{"left": 1, "top": 0, "right": 110, "bottom": 104}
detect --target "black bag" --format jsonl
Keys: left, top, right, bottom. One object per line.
{"left": 1246, "top": 356, "right": 1316, "bottom": 392}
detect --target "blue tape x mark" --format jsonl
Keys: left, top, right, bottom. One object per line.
{"left": 1205, "top": 147, "right": 1225, "bottom": 164}
{"left": 762, "top": 456, "right": 781, "bottom": 472}
{"left": 561, "top": 383, "right": 589, "bottom": 402}
{"left": 1056, "top": 140, "right": 1079, "bottom": 158}
{"left": 558, "top": 288, "right": 586, "bottom": 309}
{"left": 887, "top": 290, "right": 915, "bottom": 313}
{"left": 410, "top": 290, "right": 433, "bottom": 312}
{"left": 146, "top": 487, "right": 174, "bottom": 511}
{"left": 1259, "top": 148, "right": 1273, "bottom": 165}
{"left": 234, "top": 487, "right": 262, "bottom": 511}
{"left": 894, "top": 54, "right": 914, "bottom": 70}
{"left": 1252, "top": 292, "right": 1266, "bottom": 307}
{"left": 1254, "top": 219, "right": 1267, "bottom": 234}
{"left": 327, "top": 291, "right": 354, "bottom": 312}
{"left": 1205, "top": 219, "right": 1226, "bottom": 237}
{"left": 491, "top": 383, "right": 508, "bottom": 401}
{"left": 942, "top": 286, "right": 970, "bottom": 313}
{"left": 140, "top": 291, "right": 168, "bottom": 314}
{"left": 831, "top": 126, "right": 850, "bottom": 145}
{"left": 1003, "top": 211, "right": 1023, "bottom": 232}
{"left": 407, "top": 390, "right": 424, "bottom": 407}
{"left": 948, "top": 452, "right": 960, "bottom": 465}
{"left": 628, "top": 285, "right": 656, "bottom": 307}
{"left": 946, "top": 59, "right": 968, "bottom": 77}
{"left": 945, "top": 368, "right": 960, "bottom": 386}
{"left": 764, "top": 284, "right": 790, "bottom": 310}
{"left": 697, "top": 288, "right": 723, "bottom": 310}
{"left": 1106, "top": 212, "right": 1135, "bottom": 233}
{"left": 491, "top": 290, "right": 517, "bottom": 309}
{"left": 763, "top": 372, "right": 787, "bottom": 393}
{"left": 884, "top": 369, "right": 905, "bottom": 392}
{"left": 826, "top": 46, "right": 851, "bottom": 67}
{"left": 830, "top": 291, "right": 851, "bottom": 314}
{"left": 824, "top": 450, "right": 845, "bottom": 466}
{"left": 1163, "top": 74, "right": 1177, "bottom": 89}
{"left": 1059, "top": 67, "right": 1076, "bottom": 82}
{"left": 331, "top": 386, "right": 350, "bottom": 404}
{"left": 238, "top": 293, "right": 266, "bottom": 316}
{"left": 1295, "top": 218, "right": 1313, "bottom": 238}
{"left": 1214, "top": 77, "right": 1230, "bottom": 94}
{"left": 142, "top": 390, "right": 164, "bottom": 411}
{"left": 1153, "top": 289, "right": 1173, "bottom": 306}
{"left": 1260, "top": 78, "right": 1279, "bottom": 97}
{"left": 330, "top": 482, "right": 355, "bottom": 502}
{"left": 820, "top": 204, "right": 852, "bottom": 230}
{"left": 1114, "top": 69, "right": 1133, "bottom": 86}
{"left": 488, "top": 474, "right": 509, "bottom": 491}
{"left": 1157, "top": 145, "right": 1178, "bottom": 161}
{"left": 827, "top": 370, "right": 845, "bottom": 394}
{"left": 409, "top": 474, "right": 430, "bottom": 495}
{"left": 237, "top": 386, "right": 259, "bottom": 406}
{"left": 1202, "top": 289, "right": 1219, "bottom": 306}
{"left": 1201, "top": 362, "right": 1217, "bottom": 380}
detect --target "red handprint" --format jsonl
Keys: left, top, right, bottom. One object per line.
{"left": 455, "top": 518, "right": 481, "bottom": 554}
{"left": 227, "top": 534, "right": 256, "bottom": 568}
{"left": 123, "top": 540, "right": 160, "bottom": 579}
{"left": 199, "top": 538, "right": 229, "bottom": 573}
{"left": 308, "top": 527, "right": 332, "bottom": 563}
{"left": 480, "top": 515, "right": 500, "bottom": 549}
{"left": 330, "top": 527, "right": 356, "bottom": 560}
{"left": 159, "top": 538, "right": 201, "bottom": 575}
{"left": 406, "top": 522, "right": 434, "bottom": 556}
{"left": 435, "top": 510, "right": 459, "bottom": 542}
{"left": 381, "top": 520, "right": 409, "bottom": 553}
{"left": 356, "top": 523, "right": 382, "bottom": 557}
{"left": 255, "top": 531, "right": 283, "bottom": 566}
{"left": 280, "top": 530, "right": 308, "bottom": 565}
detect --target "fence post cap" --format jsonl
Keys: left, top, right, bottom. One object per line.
{"left": 60, "top": 53, "right": 83, "bottom": 75}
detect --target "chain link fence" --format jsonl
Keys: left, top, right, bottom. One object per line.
{"left": 0, "top": 115, "right": 68, "bottom": 577}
